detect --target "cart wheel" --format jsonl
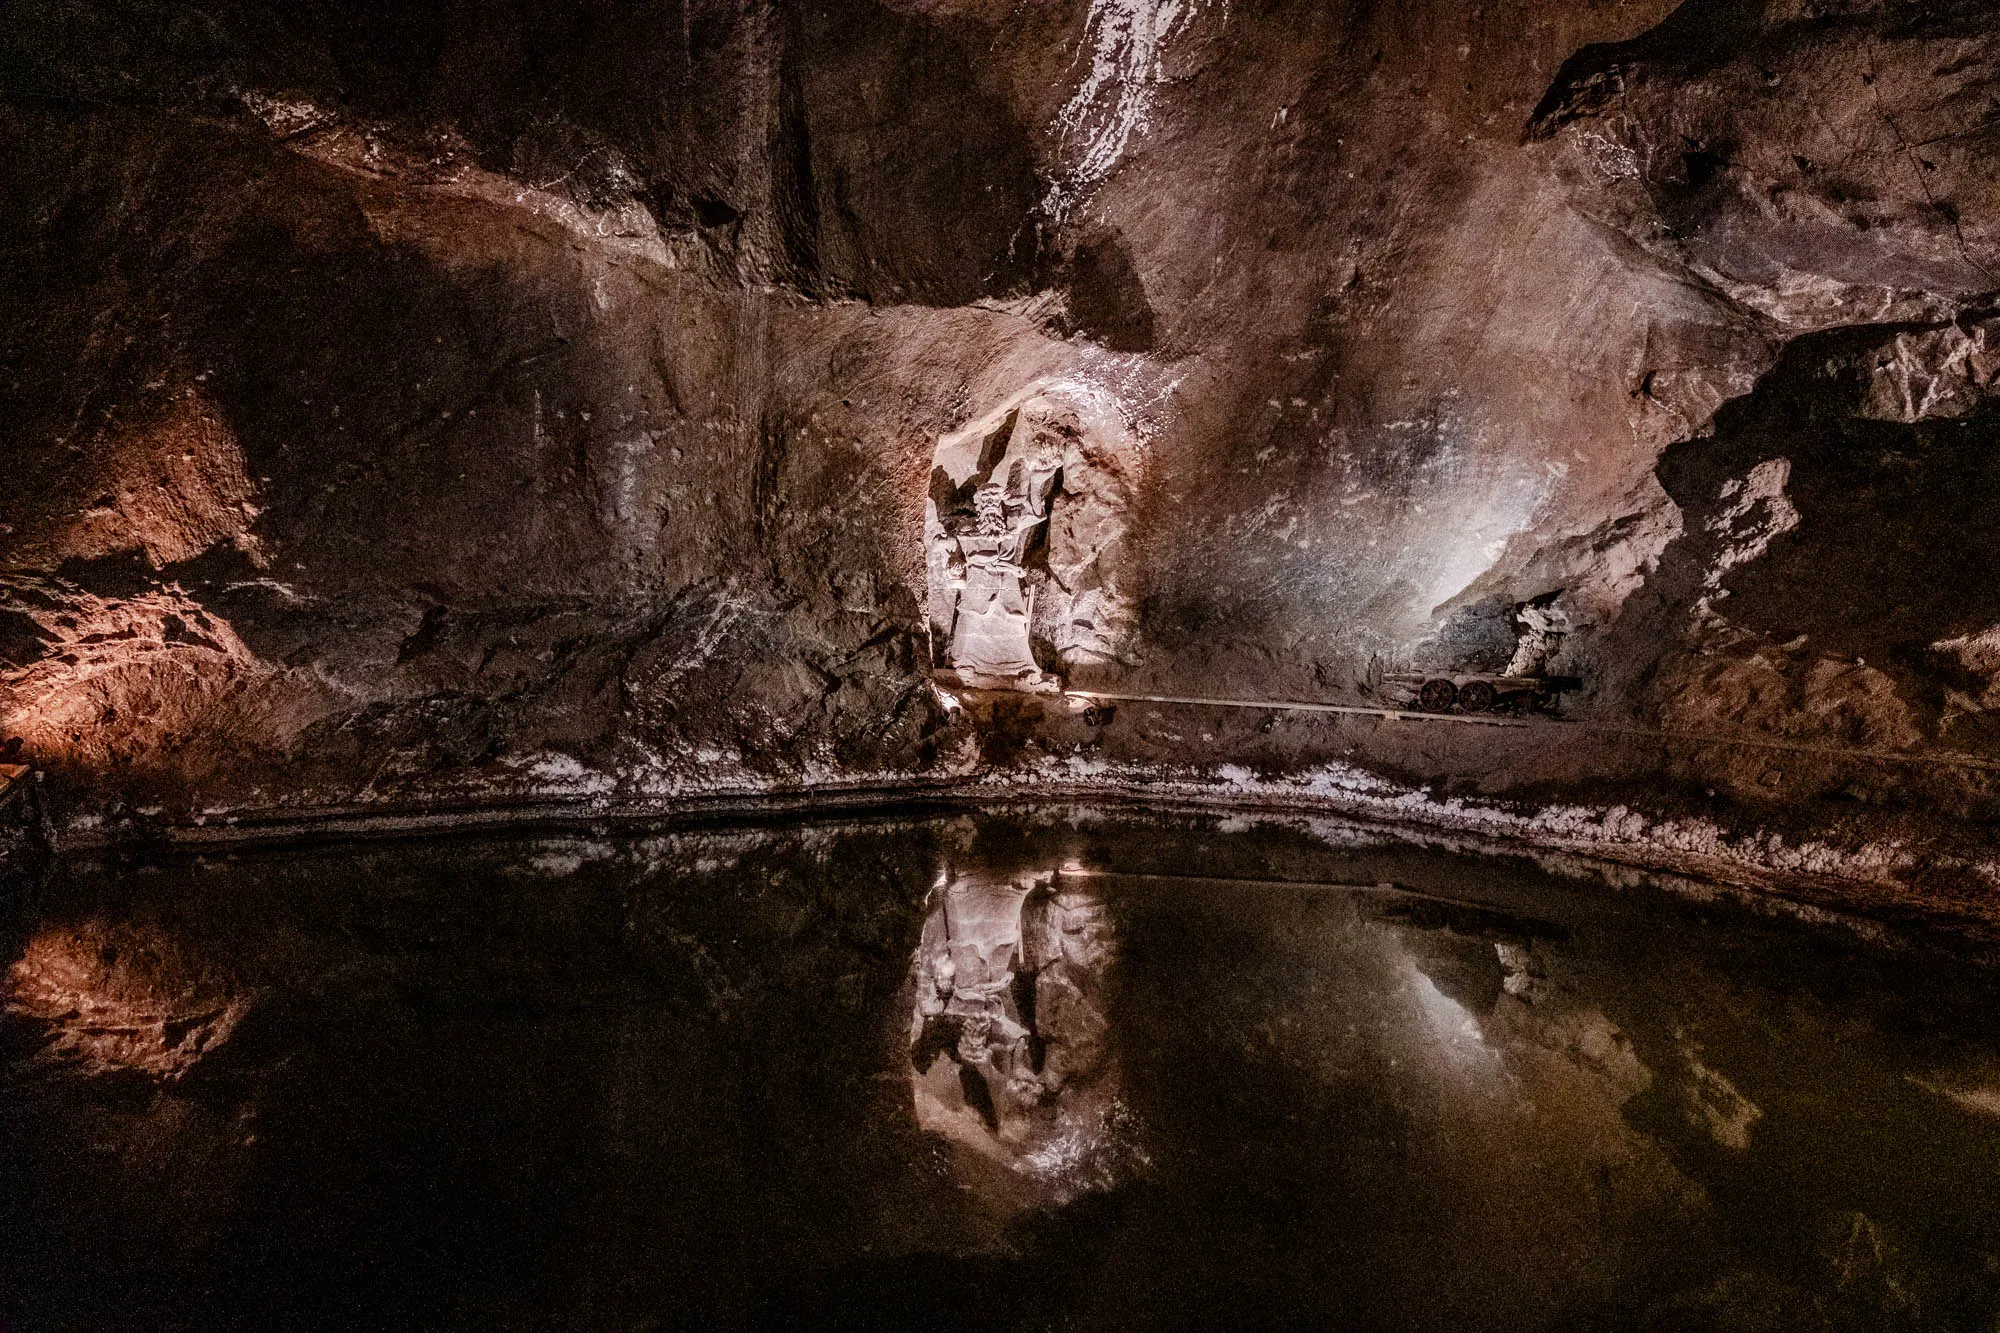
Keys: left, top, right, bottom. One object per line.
{"left": 1082, "top": 705, "right": 1104, "bottom": 727}
{"left": 1419, "top": 678, "right": 1458, "bottom": 712}
{"left": 1458, "top": 680, "right": 1496, "bottom": 713}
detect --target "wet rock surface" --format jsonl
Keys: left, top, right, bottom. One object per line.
{"left": 5, "top": 2, "right": 2000, "bottom": 908}
{"left": 6, "top": 807, "right": 2000, "bottom": 1331}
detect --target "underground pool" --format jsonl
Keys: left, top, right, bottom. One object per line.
{"left": 4, "top": 806, "right": 1999, "bottom": 1332}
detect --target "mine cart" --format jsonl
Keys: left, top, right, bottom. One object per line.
{"left": 1381, "top": 672, "right": 1564, "bottom": 715}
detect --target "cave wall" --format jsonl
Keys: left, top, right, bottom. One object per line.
{"left": 3, "top": 0, "right": 2000, "bottom": 860}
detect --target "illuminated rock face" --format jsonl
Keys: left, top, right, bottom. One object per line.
{"left": 930, "top": 415, "right": 1059, "bottom": 689}
{"left": 3, "top": 0, "right": 2000, "bottom": 879}
{"left": 927, "top": 388, "right": 1143, "bottom": 689}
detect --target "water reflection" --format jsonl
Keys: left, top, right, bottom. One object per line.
{"left": 3, "top": 810, "right": 1999, "bottom": 1332}
{"left": 909, "top": 869, "right": 1140, "bottom": 1209}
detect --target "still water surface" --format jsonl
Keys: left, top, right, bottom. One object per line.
{"left": 4, "top": 807, "right": 1999, "bottom": 1331}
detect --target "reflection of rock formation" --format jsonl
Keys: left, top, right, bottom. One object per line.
{"left": 1382, "top": 899, "right": 1769, "bottom": 1175}
{"left": 908, "top": 868, "right": 1135, "bottom": 1205}
{"left": 926, "top": 387, "right": 1143, "bottom": 690}
{"left": 5, "top": 927, "right": 252, "bottom": 1080}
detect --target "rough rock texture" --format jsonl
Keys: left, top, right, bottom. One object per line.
{"left": 5, "top": 0, "right": 2000, "bottom": 899}
{"left": 927, "top": 384, "right": 1144, "bottom": 686}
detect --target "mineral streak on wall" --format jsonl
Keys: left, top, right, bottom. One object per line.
{"left": 3, "top": 0, "right": 2000, "bottom": 905}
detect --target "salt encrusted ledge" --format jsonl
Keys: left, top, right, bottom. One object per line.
{"left": 44, "top": 753, "right": 2000, "bottom": 946}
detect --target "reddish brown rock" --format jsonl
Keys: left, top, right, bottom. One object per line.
{"left": 4, "top": 0, "right": 2000, "bottom": 905}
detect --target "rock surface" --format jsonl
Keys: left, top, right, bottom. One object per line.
{"left": 5, "top": 0, "right": 2000, "bottom": 903}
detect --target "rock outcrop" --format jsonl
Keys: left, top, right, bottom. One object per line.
{"left": 927, "top": 384, "right": 1143, "bottom": 688}
{"left": 4, "top": 0, "right": 2000, "bottom": 899}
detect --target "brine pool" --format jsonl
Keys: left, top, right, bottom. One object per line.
{"left": 4, "top": 806, "right": 1999, "bottom": 1331}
